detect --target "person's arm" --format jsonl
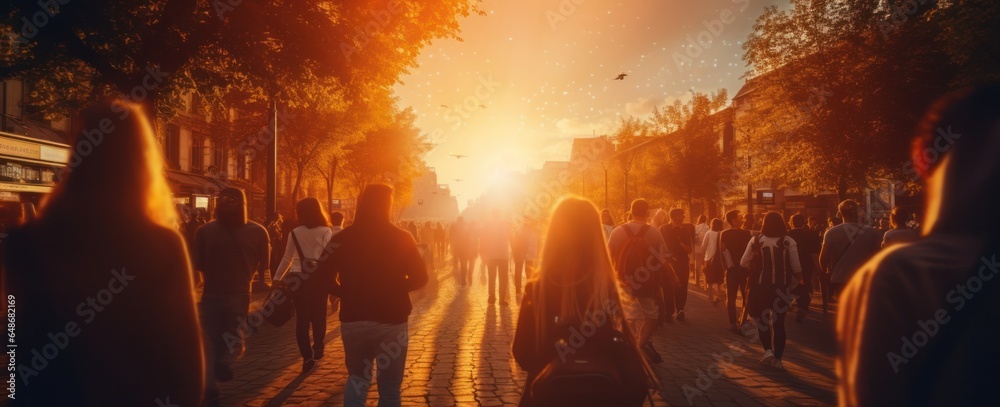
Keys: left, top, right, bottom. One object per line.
{"left": 739, "top": 239, "right": 755, "bottom": 269}
{"left": 512, "top": 284, "right": 546, "bottom": 372}
{"left": 402, "top": 233, "right": 429, "bottom": 292}
{"left": 273, "top": 232, "right": 296, "bottom": 282}
{"left": 818, "top": 229, "right": 832, "bottom": 270}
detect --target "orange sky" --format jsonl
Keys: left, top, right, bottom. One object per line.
{"left": 394, "top": 0, "right": 780, "bottom": 209}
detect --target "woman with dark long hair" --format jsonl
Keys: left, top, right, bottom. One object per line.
{"left": 740, "top": 212, "right": 802, "bottom": 369}
{"left": 513, "top": 196, "right": 656, "bottom": 407}
{"left": 3, "top": 99, "right": 204, "bottom": 405}
{"left": 327, "top": 184, "right": 428, "bottom": 406}
{"left": 274, "top": 197, "right": 335, "bottom": 372}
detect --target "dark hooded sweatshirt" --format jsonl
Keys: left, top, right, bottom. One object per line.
{"left": 326, "top": 185, "right": 428, "bottom": 324}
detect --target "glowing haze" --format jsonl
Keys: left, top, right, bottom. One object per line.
{"left": 394, "top": 0, "right": 781, "bottom": 210}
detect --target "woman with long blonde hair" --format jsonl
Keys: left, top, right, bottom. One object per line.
{"left": 3, "top": 98, "right": 204, "bottom": 405}
{"left": 513, "top": 196, "right": 655, "bottom": 407}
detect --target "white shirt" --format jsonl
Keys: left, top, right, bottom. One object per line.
{"left": 694, "top": 223, "right": 710, "bottom": 254}
{"left": 701, "top": 229, "right": 722, "bottom": 261}
{"left": 274, "top": 225, "right": 338, "bottom": 281}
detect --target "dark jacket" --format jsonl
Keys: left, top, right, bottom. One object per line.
{"left": 327, "top": 222, "right": 428, "bottom": 324}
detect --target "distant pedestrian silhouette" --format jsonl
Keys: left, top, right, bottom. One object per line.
{"left": 3, "top": 98, "right": 204, "bottom": 405}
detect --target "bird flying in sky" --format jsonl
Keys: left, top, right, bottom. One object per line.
{"left": 614, "top": 73, "right": 628, "bottom": 80}
{"left": 449, "top": 154, "right": 468, "bottom": 159}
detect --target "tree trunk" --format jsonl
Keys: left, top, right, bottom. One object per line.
{"left": 291, "top": 162, "right": 306, "bottom": 202}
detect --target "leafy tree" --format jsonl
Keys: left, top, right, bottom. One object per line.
{"left": 1, "top": 0, "right": 482, "bottom": 118}
{"left": 649, "top": 90, "right": 732, "bottom": 213}
{"left": 739, "top": 0, "right": 1000, "bottom": 198}
{"left": 341, "top": 106, "right": 429, "bottom": 214}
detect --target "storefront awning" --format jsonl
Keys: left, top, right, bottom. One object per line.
{"left": 0, "top": 182, "right": 53, "bottom": 194}
{"left": 165, "top": 169, "right": 228, "bottom": 196}
{"left": 225, "top": 179, "right": 265, "bottom": 196}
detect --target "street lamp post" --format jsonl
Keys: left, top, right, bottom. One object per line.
{"left": 266, "top": 98, "right": 277, "bottom": 217}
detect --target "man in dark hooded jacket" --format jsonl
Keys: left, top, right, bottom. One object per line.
{"left": 192, "top": 187, "right": 270, "bottom": 403}
{"left": 326, "top": 183, "right": 427, "bottom": 407}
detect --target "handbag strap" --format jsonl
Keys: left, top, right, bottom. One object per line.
{"left": 290, "top": 230, "right": 308, "bottom": 261}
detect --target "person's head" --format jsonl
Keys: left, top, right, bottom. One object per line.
{"left": 913, "top": 86, "right": 1000, "bottom": 235}
{"left": 535, "top": 196, "right": 625, "bottom": 345}
{"left": 295, "top": 197, "right": 331, "bottom": 229}
{"left": 889, "top": 207, "right": 909, "bottom": 229}
{"left": 724, "top": 210, "right": 743, "bottom": 229}
{"left": 710, "top": 218, "right": 724, "bottom": 232}
{"left": 652, "top": 209, "right": 668, "bottom": 226}
{"left": 838, "top": 200, "right": 861, "bottom": 223}
{"left": 424, "top": 221, "right": 432, "bottom": 229}
{"left": 355, "top": 183, "right": 393, "bottom": 225}
{"left": 40, "top": 98, "right": 177, "bottom": 229}
{"left": 191, "top": 208, "right": 202, "bottom": 220}
{"left": 669, "top": 208, "right": 685, "bottom": 224}
{"left": 789, "top": 213, "right": 806, "bottom": 229}
{"left": 761, "top": 212, "right": 787, "bottom": 238}
{"left": 629, "top": 199, "right": 649, "bottom": 221}
{"left": 216, "top": 188, "right": 248, "bottom": 228}
{"left": 331, "top": 211, "right": 345, "bottom": 227}
{"left": 807, "top": 216, "right": 820, "bottom": 229}
{"left": 600, "top": 209, "right": 615, "bottom": 226}
{"left": 696, "top": 214, "right": 708, "bottom": 225}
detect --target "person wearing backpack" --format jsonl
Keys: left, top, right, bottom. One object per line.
{"left": 513, "top": 196, "right": 657, "bottom": 407}
{"left": 607, "top": 198, "right": 675, "bottom": 364}
{"left": 273, "top": 198, "right": 337, "bottom": 372}
{"left": 740, "top": 212, "right": 802, "bottom": 369}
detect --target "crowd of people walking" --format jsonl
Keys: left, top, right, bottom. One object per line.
{"left": 3, "top": 86, "right": 999, "bottom": 406}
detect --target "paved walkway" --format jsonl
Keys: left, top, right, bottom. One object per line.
{"left": 219, "top": 260, "right": 838, "bottom": 406}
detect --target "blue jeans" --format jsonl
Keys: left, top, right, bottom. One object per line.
{"left": 341, "top": 321, "right": 409, "bottom": 407}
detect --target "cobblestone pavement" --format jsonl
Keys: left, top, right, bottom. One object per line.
{"left": 219, "top": 260, "right": 838, "bottom": 406}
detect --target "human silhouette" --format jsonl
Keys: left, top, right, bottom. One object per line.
{"left": 3, "top": 98, "right": 204, "bottom": 405}
{"left": 740, "top": 212, "right": 802, "bottom": 370}
{"left": 192, "top": 187, "right": 270, "bottom": 403}
{"left": 513, "top": 196, "right": 656, "bottom": 406}
{"left": 274, "top": 198, "right": 336, "bottom": 372}
{"left": 838, "top": 86, "right": 1000, "bottom": 406}
{"left": 326, "top": 183, "right": 428, "bottom": 406}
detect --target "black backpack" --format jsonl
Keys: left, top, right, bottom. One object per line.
{"left": 529, "top": 314, "right": 654, "bottom": 407}
{"left": 616, "top": 225, "right": 658, "bottom": 298}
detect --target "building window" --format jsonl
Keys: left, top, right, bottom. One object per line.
{"left": 236, "top": 152, "right": 247, "bottom": 180}
{"left": 212, "top": 142, "right": 227, "bottom": 173}
{"left": 165, "top": 124, "right": 180, "bottom": 168}
{"left": 191, "top": 133, "right": 204, "bottom": 172}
